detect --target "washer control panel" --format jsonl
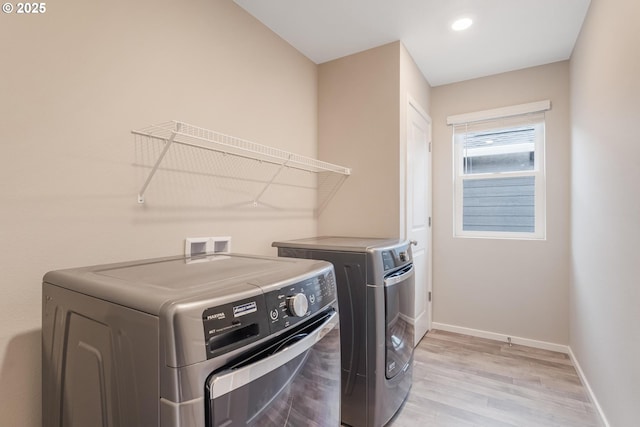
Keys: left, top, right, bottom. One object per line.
{"left": 286, "top": 293, "right": 309, "bottom": 317}
{"left": 202, "top": 269, "right": 336, "bottom": 359}
{"left": 202, "top": 295, "right": 269, "bottom": 359}
{"left": 264, "top": 270, "right": 336, "bottom": 333}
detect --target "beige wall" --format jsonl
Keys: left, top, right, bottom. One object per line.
{"left": 431, "top": 61, "right": 571, "bottom": 345}
{"left": 317, "top": 42, "right": 401, "bottom": 237}
{"left": 317, "top": 42, "right": 431, "bottom": 238}
{"left": 0, "top": 1, "right": 318, "bottom": 425}
{"left": 399, "top": 44, "right": 431, "bottom": 116}
{"left": 570, "top": 0, "right": 640, "bottom": 424}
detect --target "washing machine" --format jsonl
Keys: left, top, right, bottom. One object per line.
{"left": 42, "top": 253, "right": 340, "bottom": 427}
{"left": 272, "top": 237, "right": 414, "bottom": 427}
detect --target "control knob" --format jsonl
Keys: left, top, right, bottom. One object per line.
{"left": 286, "top": 293, "right": 309, "bottom": 317}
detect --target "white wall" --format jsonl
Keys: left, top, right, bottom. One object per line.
{"left": 569, "top": 0, "right": 640, "bottom": 424}
{"left": 0, "top": 1, "right": 318, "bottom": 425}
{"left": 431, "top": 61, "right": 571, "bottom": 345}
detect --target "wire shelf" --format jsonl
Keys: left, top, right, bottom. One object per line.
{"left": 132, "top": 120, "right": 351, "bottom": 204}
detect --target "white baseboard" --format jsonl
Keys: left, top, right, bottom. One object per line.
{"left": 431, "top": 322, "right": 569, "bottom": 353}
{"left": 568, "top": 347, "right": 611, "bottom": 427}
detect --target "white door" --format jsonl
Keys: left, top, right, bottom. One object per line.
{"left": 406, "top": 101, "right": 432, "bottom": 346}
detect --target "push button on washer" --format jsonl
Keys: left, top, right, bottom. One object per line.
{"left": 269, "top": 309, "right": 279, "bottom": 320}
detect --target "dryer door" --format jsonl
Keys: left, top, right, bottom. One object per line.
{"left": 384, "top": 264, "right": 415, "bottom": 379}
{"left": 205, "top": 310, "right": 340, "bottom": 427}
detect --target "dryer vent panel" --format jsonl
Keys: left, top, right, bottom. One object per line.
{"left": 185, "top": 236, "right": 231, "bottom": 256}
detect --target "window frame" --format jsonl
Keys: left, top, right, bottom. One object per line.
{"left": 450, "top": 103, "right": 549, "bottom": 240}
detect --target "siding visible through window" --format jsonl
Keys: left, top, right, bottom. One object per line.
{"left": 463, "top": 176, "right": 535, "bottom": 232}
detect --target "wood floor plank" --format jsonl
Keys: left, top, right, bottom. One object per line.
{"left": 389, "top": 330, "right": 602, "bottom": 427}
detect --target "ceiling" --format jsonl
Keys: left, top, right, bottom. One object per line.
{"left": 233, "top": 0, "right": 591, "bottom": 87}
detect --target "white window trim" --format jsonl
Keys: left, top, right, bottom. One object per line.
{"left": 447, "top": 100, "right": 550, "bottom": 125}
{"left": 451, "top": 112, "right": 547, "bottom": 240}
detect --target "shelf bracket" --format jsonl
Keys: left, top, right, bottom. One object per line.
{"left": 251, "top": 155, "right": 291, "bottom": 207}
{"left": 137, "top": 131, "right": 177, "bottom": 203}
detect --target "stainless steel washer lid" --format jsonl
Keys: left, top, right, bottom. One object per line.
{"left": 43, "top": 253, "right": 331, "bottom": 316}
{"left": 272, "top": 236, "right": 404, "bottom": 252}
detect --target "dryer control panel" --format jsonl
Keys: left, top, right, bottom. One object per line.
{"left": 202, "top": 270, "right": 336, "bottom": 359}
{"left": 381, "top": 243, "right": 413, "bottom": 272}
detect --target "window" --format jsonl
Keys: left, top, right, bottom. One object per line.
{"left": 448, "top": 101, "right": 549, "bottom": 239}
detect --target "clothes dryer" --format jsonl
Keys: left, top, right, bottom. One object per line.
{"left": 272, "top": 237, "right": 414, "bottom": 427}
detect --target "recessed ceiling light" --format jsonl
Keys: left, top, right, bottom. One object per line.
{"left": 452, "top": 17, "right": 473, "bottom": 31}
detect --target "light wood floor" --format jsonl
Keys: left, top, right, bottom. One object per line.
{"left": 389, "top": 330, "right": 601, "bottom": 427}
